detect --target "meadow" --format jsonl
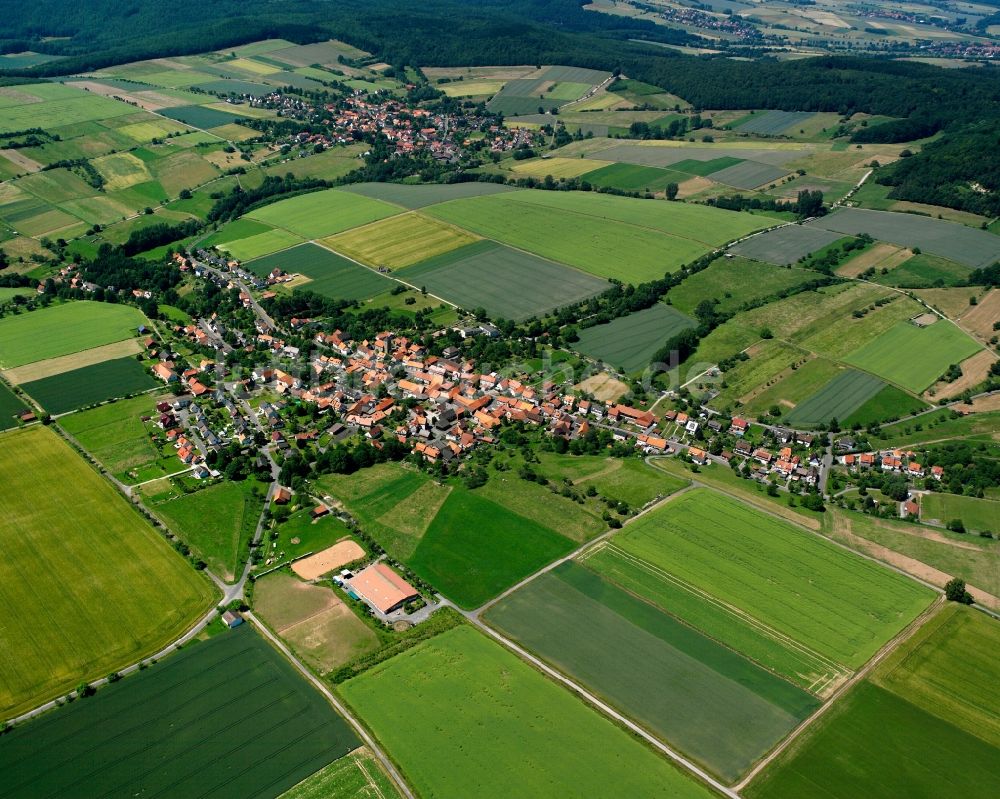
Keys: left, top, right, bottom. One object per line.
{"left": 844, "top": 320, "right": 982, "bottom": 392}
{"left": 340, "top": 180, "right": 514, "bottom": 209}
{"left": 575, "top": 304, "right": 696, "bottom": 373}
{"left": 279, "top": 748, "right": 401, "bottom": 799}
{"left": 615, "top": 489, "right": 935, "bottom": 668}
{"left": 880, "top": 252, "right": 972, "bottom": 288}
{"left": 0, "top": 302, "right": 146, "bottom": 368}
{"left": 398, "top": 240, "right": 608, "bottom": 321}
{"left": 581, "top": 162, "right": 687, "bottom": 192}
{"left": 920, "top": 493, "right": 999, "bottom": 534}
{"left": 20, "top": 356, "right": 157, "bottom": 415}
{"left": 339, "top": 625, "right": 717, "bottom": 799}
{"left": 0, "top": 627, "right": 359, "bottom": 799}
{"left": 840, "top": 384, "right": 928, "bottom": 427}
{"left": 784, "top": 368, "right": 886, "bottom": 427}
{"left": 217, "top": 227, "right": 304, "bottom": 261}
{"left": 246, "top": 243, "right": 393, "bottom": 301}
{"left": 731, "top": 225, "right": 843, "bottom": 266}
{"left": 323, "top": 211, "right": 479, "bottom": 269}
{"left": 534, "top": 453, "right": 688, "bottom": 508}
{"left": 668, "top": 257, "right": 816, "bottom": 316}
{"left": 486, "top": 562, "right": 819, "bottom": 781}
{"left": 143, "top": 480, "right": 265, "bottom": 581}
{"left": 747, "top": 606, "right": 1000, "bottom": 799}
{"left": 0, "top": 381, "right": 27, "bottom": 430}
{"left": 247, "top": 189, "right": 399, "bottom": 239}
{"left": 0, "top": 426, "right": 213, "bottom": 718}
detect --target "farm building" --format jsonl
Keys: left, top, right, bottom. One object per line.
{"left": 347, "top": 562, "right": 419, "bottom": 614}
{"left": 220, "top": 610, "right": 243, "bottom": 628}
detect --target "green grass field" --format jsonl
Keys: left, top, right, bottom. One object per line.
{"left": 575, "top": 304, "right": 696, "bottom": 373}
{"left": 486, "top": 562, "right": 818, "bottom": 781}
{"left": 845, "top": 320, "right": 982, "bottom": 392}
{"left": 535, "top": 453, "right": 688, "bottom": 508}
{"left": 339, "top": 625, "right": 717, "bottom": 799}
{"left": 340, "top": 181, "right": 514, "bottom": 209}
{"left": 246, "top": 243, "right": 394, "bottom": 301}
{"left": 921, "top": 493, "right": 1000, "bottom": 535}
{"left": 615, "top": 489, "right": 935, "bottom": 668}
{"left": 247, "top": 188, "right": 399, "bottom": 239}
{"left": 0, "top": 380, "right": 27, "bottom": 430}
{"left": 0, "top": 426, "right": 213, "bottom": 718}
{"left": 323, "top": 211, "right": 479, "bottom": 269}
{"left": 668, "top": 257, "right": 817, "bottom": 317}
{"left": 581, "top": 162, "right": 688, "bottom": 192}
{"left": 784, "top": 369, "right": 886, "bottom": 427}
{"left": 748, "top": 606, "right": 1000, "bottom": 799}
{"left": 841, "top": 384, "right": 928, "bottom": 427}
{"left": 0, "top": 302, "right": 147, "bottom": 368}
{"left": 279, "top": 748, "right": 401, "bottom": 799}
{"left": 880, "top": 252, "right": 972, "bottom": 288}
{"left": 0, "top": 626, "right": 359, "bottom": 798}
{"left": 398, "top": 239, "right": 607, "bottom": 322}
{"left": 144, "top": 480, "right": 265, "bottom": 582}
{"left": 21, "top": 356, "right": 157, "bottom": 415}
{"left": 871, "top": 408, "right": 1000, "bottom": 448}
{"left": 218, "top": 227, "right": 304, "bottom": 261}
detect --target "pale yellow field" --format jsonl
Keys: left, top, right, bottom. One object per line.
{"left": 836, "top": 243, "right": 911, "bottom": 278}
{"left": 227, "top": 57, "right": 278, "bottom": 75}
{"left": 322, "top": 212, "right": 479, "bottom": 269}
{"left": 568, "top": 91, "right": 627, "bottom": 111}
{"left": 440, "top": 80, "right": 505, "bottom": 97}
{"left": 93, "top": 152, "right": 151, "bottom": 190}
{"left": 2, "top": 339, "right": 142, "bottom": 385}
{"left": 511, "top": 156, "right": 614, "bottom": 179}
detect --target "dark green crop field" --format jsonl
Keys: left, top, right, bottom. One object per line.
{"left": 246, "top": 243, "right": 394, "bottom": 302}
{"left": 21, "top": 356, "right": 157, "bottom": 415}
{"left": 0, "top": 381, "right": 27, "bottom": 430}
{"left": 574, "top": 303, "right": 696, "bottom": 373}
{"left": 0, "top": 627, "right": 359, "bottom": 799}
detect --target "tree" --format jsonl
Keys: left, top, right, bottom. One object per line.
{"left": 947, "top": 518, "right": 966, "bottom": 534}
{"left": 945, "top": 577, "right": 974, "bottom": 604}
{"left": 665, "top": 182, "right": 679, "bottom": 200}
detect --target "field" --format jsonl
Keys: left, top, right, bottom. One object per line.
{"left": 731, "top": 225, "right": 843, "bottom": 265}
{"left": 880, "top": 252, "right": 971, "bottom": 288}
{"left": 511, "top": 156, "right": 613, "bottom": 179}
{"left": 574, "top": 304, "right": 696, "bottom": 373}
{"left": 784, "top": 368, "right": 886, "bottom": 427}
{"left": 254, "top": 572, "right": 379, "bottom": 674}
{"left": 0, "top": 83, "right": 136, "bottom": 132}
{"left": 736, "top": 111, "right": 817, "bottom": 135}
{"left": 0, "top": 302, "right": 146, "bottom": 369}
{"left": 340, "top": 181, "right": 514, "bottom": 209}
{"left": 144, "top": 480, "right": 265, "bottom": 581}
{"left": 535, "top": 453, "right": 688, "bottom": 508}
{"left": 581, "top": 162, "right": 686, "bottom": 192}
{"left": 487, "top": 562, "right": 819, "bottom": 781}
{"left": 323, "top": 211, "right": 479, "bottom": 269}
{"left": 158, "top": 103, "right": 244, "bottom": 128}
{"left": 217, "top": 227, "right": 303, "bottom": 261}
{"left": 20, "top": 356, "right": 156, "bottom": 415}
{"left": 279, "top": 748, "right": 401, "bottom": 799}
{"left": 844, "top": 320, "right": 982, "bottom": 392}
{"left": 398, "top": 240, "right": 608, "bottom": 321}
{"left": 921, "top": 493, "right": 999, "bottom": 535}
{"left": 708, "top": 160, "right": 788, "bottom": 190}
{"left": 245, "top": 243, "right": 393, "bottom": 301}
{"left": 840, "top": 384, "right": 928, "bottom": 427}
{"left": 808, "top": 207, "right": 1000, "bottom": 269}
{"left": 247, "top": 189, "right": 399, "bottom": 239}
{"left": 0, "top": 381, "right": 27, "bottom": 430}
{"left": 612, "top": 489, "right": 935, "bottom": 669}
{"left": 0, "top": 426, "right": 213, "bottom": 718}
{"left": 339, "top": 625, "right": 716, "bottom": 799}
{"left": 0, "top": 627, "right": 360, "bottom": 799}
{"left": 668, "top": 257, "right": 817, "bottom": 316}
{"left": 747, "top": 606, "right": 1000, "bottom": 799}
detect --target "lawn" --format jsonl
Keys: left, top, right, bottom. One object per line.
{"left": 0, "top": 302, "right": 146, "bottom": 368}
{"left": 339, "top": 625, "right": 717, "bottom": 799}
{"left": 0, "top": 426, "right": 214, "bottom": 718}
{"left": 20, "top": 356, "right": 157, "bottom": 415}
{"left": 0, "top": 380, "right": 27, "bottom": 430}
{"left": 575, "top": 304, "right": 696, "bottom": 373}
{"left": 0, "top": 626, "right": 359, "bottom": 799}
{"left": 784, "top": 368, "right": 886, "bottom": 427}
{"left": 668, "top": 257, "right": 817, "bottom": 316}
{"left": 747, "top": 605, "right": 1000, "bottom": 799}
{"left": 247, "top": 188, "right": 399, "bottom": 239}
{"left": 246, "top": 243, "right": 393, "bottom": 301}
{"left": 279, "top": 748, "right": 401, "bottom": 799}
{"left": 486, "top": 562, "right": 818, "bottom": 782}
{"left": 144, "top": 480, "right": 266, "bottom": 582}
{"left": 921, "top": 492, "right": 1000, "bottom": 534}
{"left": 844, "top": 320, "right": 982, "bottom": 392}
{"left": 615, "top": 489, "right": 935, "bottom": 668}
{"left": 398, "top": 240, "right": 608, "bottom": 321}
{"left": 322, "top": 211, "right": 480, "bottom": 269}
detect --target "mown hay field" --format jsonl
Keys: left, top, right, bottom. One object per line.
{"left": 339, "top": 625, "right": 717, "bottom": 799}
{"left": 0, "top": 426, "right": 214, "bottom": 718}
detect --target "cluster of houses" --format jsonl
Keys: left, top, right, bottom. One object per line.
{"left": 840, "top": 448, "right": 944, "bottom": 482}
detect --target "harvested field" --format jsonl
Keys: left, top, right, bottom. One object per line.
{"left": 322, "top": 211, "right": 480, "bottom": 269}
{"left": 20, "top": 356, "right": 157, "bottom": 415}
{"left": 784, "top": 369, "right": 886, "bottom": 427}
{"left": 575, "top": 304, "right": 696, "bottom": 374}
{"left": 731, "top": 225, "right": 842, "bottom": 265}
{"left": 1, "top": 338, "right": 141, "bottom": 384}
{"left": 959, "top": 288, "right": 1000, "bottom": 339}
{"left": 292, "top": 539, "right": 366, "bottom": 580}
{"left": 926, "top": 349, "right": 998, "bottom": 399}
{"left": 808, "top": 207, "right": 1000, "bottom": 268}
{"left": 836, "top": 242, "right": 910, "bottom": 277}
{"left": 398, "top": 240, "right": 607, "bottom": 322}
{"left": 575, "top": 371, "right": 630, "bottom": 402}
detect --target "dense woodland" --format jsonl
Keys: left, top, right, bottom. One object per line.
{"left": 1, "top": 0, "right": 1000, "bottom": 214}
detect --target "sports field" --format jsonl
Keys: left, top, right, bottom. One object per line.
{"left": 399, "top": 240, "right": 608, "bottom": 321}
{"left": 574, "top": 304, "right": 696, "bottom": 373}
{"left": 323, "top": 211, "right": 479, "bottom": 269}
{"left": 340, "top": 180, "right": 514, "bottom": 209}
{"left": 279, "top": 748, "right": 401, "bottom": 799}
{"left": 0, "top": 627, "right": 359, "bottom": 799}
{"left": 0, "top": 381, "right": 27, "bottom": 430}
{"left": 487, "top": 562, "right": 818, "bottom": 781}
{"left": 20, "top": 356, "right": 157, "bottom": 415}
{"left": 339, "top": 625, "right": 716, "bottom": 799}
{"left": 844, "top": 320, "right": 982, "bottom": 392}
{"left": 0, "top": 302, "right": 146, "bottom": 368}
{"left": 0, "top": 426, "right": 213, "bottom": 718}
{"left": 144, "top": 480, "right": 265, "bottom": 582}
{"left": 613, "top": 489, "right": 935, "bottom": 669}
{"left": 921, "top": 493, "right": 999, "bottom": 535}
{"left": 731, "top": 225, "right": 844, "bottom": 265}
{"left": 747, "top": 606, "right": 1000, "bottom": 799}
{"left": 246, "top": 243, "right": 393, "bottom": 301}
{"left": 784, "top": 368, "right": 886, "bottom": 427}
{"left": 247, "top": 189, "right": 399, "bottom": 239}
